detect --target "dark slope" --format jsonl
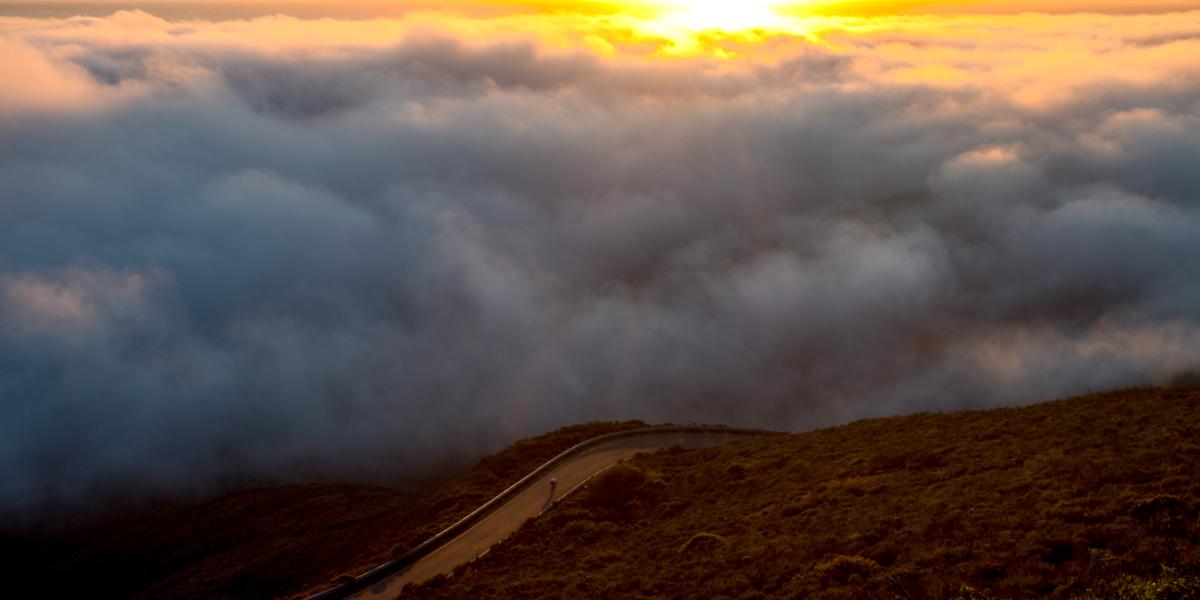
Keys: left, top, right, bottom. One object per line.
{"left": 0, "top": 421, "right": 646, "bottom": 599}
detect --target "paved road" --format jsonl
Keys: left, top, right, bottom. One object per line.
{"left": 351, "top": 430, "right": 756, "bottom": 599}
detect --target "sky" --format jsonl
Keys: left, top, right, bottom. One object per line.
{"left": 2, "top": 1, "right": 1200, "bottom": 515}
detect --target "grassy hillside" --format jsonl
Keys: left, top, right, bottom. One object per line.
{"left": 0, "top": 420, "right": 646, "bottom": 599}
{"left": 407, "top": 389, "right": 1200, "bottom": 599}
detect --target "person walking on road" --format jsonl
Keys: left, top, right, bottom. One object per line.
{"left": 540, "top": 475, "right": 561, "bottom": 514}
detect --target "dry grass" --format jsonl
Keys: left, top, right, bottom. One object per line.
{"left": 407, "top": 388, "right": 1200, "bottom": 600}
{"left": 0, "top": 420, "right": 645, "bottom": 599}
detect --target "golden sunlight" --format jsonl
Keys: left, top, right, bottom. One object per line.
{"left": 606, "top": 0, "right": 823, "bottom": 53}
{"left": 651, "top": 0, "right": 790, "bottom": 32}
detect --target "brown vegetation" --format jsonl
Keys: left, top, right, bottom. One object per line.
{"left": 0, "top": 420, "right": 645, "bottom": 599}
{"left": 407, "top": 389, "right": 1200, "bottom": 599}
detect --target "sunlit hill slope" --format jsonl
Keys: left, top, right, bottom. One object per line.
{"left": 408, "top": 388, "right": 1200, "bottom": 599}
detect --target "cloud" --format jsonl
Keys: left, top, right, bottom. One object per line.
{"left": 1, "top": 266, "right": 163, "bottom": 333}
{"left": 2, "top": 8, "right": 1200, "bottom": 515}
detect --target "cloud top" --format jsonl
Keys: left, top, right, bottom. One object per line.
{"left": 2, "top": 8, "right": 1200, "bottom": 514}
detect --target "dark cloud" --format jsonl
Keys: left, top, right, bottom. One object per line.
{"left": 2, "top": 11, "right": 1200, "bottom": 516}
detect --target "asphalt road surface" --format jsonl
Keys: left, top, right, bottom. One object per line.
{"left": 351, "top": 430, "right": 757, "bottom": 599}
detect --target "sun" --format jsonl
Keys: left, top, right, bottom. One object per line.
{"left": 589, "top": 1, "right": 819, "bottom": 56}
{"left": 652, "top": 1, "right": 789, "bottom": 32}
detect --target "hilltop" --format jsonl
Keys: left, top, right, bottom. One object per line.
{"left": 407, "top": 389, "right": 1200, "bottom": 599}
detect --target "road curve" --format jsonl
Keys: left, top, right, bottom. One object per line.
{"left": 305, "top": 427, "right": 771, "bottom": 600}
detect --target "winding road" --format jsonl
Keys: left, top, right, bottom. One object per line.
{"left": 306, "top": 428, "right": 769, "bottom": 600}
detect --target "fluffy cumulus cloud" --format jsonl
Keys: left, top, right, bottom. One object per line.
{"left": 2, "top": 8, "right": 1200, "bottom": 514}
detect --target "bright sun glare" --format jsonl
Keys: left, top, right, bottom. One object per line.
{"left": 653, "top": 0, "right": 789, "bottom": 32}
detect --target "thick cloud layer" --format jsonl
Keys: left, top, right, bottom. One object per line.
{"left": 2, "top": 9, "right": 1200, "bottom": 515}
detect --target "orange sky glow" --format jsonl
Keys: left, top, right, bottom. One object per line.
{"left": 2, "top": 1, "right": 1199, "bottom": 107}
{"left": 6, "top": 1, "right": 1196, "bottom": 54}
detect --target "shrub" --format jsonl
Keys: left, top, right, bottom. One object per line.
{"left": 679, "top": 532, "right": 728, "bottom": 554}
{"left": 1130, "top": 495, "right": 1192, "bottom": 537}
{"left": 813, "top": 555, "right": 881, "bottom": 585}
{"left": 585, "top": 463, "right": 650, "bottom": 515}
{"left": 781, "top": 503, "right": 806, "bottom": 518}
{"left": 1041, "top": 538, "right": 1077, "bottom": 565}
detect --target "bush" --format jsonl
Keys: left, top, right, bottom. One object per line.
{"left": 813, "top": 555, "right": 881, "bottom": 585}
{"left": 585, "top": 463, "right": 650, "bottom": 515}
{"left": 679, "top": 532, "right": 727, "bottom": 554}
{"left": 1130, "top": 495, "right": 1192, "bottom": 537}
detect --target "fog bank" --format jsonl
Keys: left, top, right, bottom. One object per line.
{"left": 2, "top": 9, "right": 1200, "bottom": 514}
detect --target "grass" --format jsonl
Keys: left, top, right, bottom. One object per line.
{"left": 0, "top": 420, "right": 646, "bottom": 599}
{"left": 405, "top": 388, "right": 1200, "bottom": 599}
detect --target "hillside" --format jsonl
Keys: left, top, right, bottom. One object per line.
{"left": 0, "top": 420, "right": 646, "bottom": 599}
{"left": 407, "top": 389, "right": 1200, "bottom": 599}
